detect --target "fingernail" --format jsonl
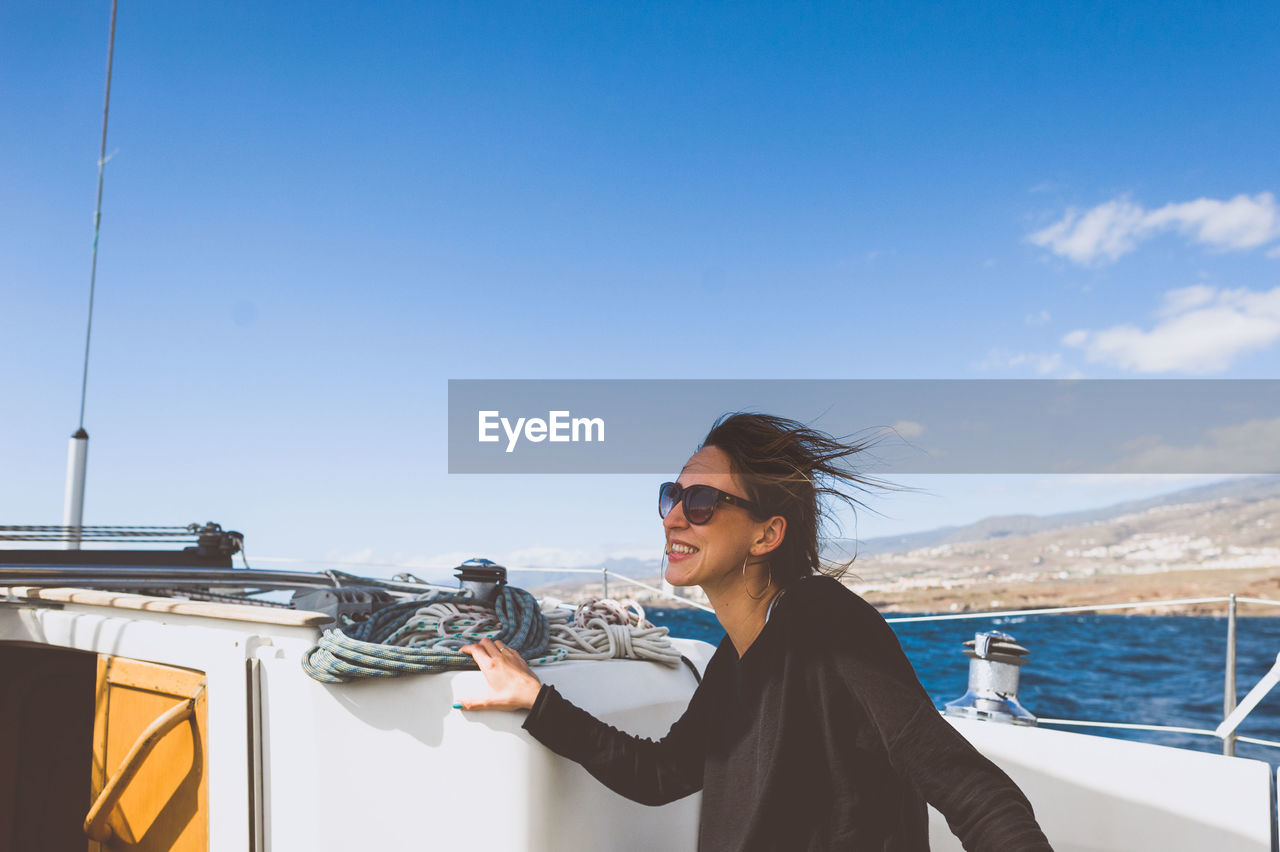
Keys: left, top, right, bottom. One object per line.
{"left": 452, "top": 702, "right": 463, "bottom": 709}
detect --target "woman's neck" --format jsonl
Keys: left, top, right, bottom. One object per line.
{"left": 703, "top": 567, "right": 780, "bottom": 658}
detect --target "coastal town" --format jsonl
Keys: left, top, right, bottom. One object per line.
{"left": 531, "top": 480, "right": 1280, "bottom": 617}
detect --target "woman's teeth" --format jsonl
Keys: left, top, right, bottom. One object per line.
{"left": 669, "top": 543, "right": 699, "bottom": 554}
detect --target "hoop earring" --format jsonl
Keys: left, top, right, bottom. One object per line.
{"left": 743, "top": 555, "right": 772, "bottom": 601}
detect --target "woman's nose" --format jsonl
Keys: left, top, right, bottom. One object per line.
{"left": 662, "top": 500, "right": 688, "bottom": 529}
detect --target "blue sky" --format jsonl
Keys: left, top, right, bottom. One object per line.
{"left": 2, "top": 2, "right": 1278, "bottom": 580}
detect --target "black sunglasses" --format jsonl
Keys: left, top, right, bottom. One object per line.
{"left": 658, "top": 481, "right": 764, "bottom": 525}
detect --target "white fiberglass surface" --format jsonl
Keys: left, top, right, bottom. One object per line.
{"left": 257, "top": 650, "right": 706, "bottom": 851}
{"left": 927, "top": 718, "right": 1274, "bottom": 852}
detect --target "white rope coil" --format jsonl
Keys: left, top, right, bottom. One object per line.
{"left": 384, "top": 601, "right": 503, "bottom": 651}
{"left": 545, "top": 597, "right": 682, "bottom": 666}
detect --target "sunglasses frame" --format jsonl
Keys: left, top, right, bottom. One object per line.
{"left": 658, "top": 481, "right": 765, "bottom": 525}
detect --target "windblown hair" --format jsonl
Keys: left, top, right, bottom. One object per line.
{"left": 701, "top": 412, "right": 887, "bottom": 585}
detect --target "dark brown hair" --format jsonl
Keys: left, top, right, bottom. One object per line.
{"left": 701, "top": 412, "right": 886, "bottom": 585}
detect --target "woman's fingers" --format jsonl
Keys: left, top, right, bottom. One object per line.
{"left": 460, "top": 637, "right": 503, "bottom": 666}
{"left": 457, "top": 637, "right": 543, "bottom": 711}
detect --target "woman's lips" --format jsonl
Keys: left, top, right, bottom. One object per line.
{"left": 667, "top": 541, "right": 699, "bottom": 561}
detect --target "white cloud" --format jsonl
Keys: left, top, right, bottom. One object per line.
{"left": 891, "top": 420, "right": 926, "bottom": 439}
{"left": 1063, "top": 284, "right": 1280, "bottom": 373}
{"left": 1029, "top": 192, "right": 1280, "bottom": 266}
{"left": 1029, "top": 198, "right": 1148, "bottom": 264}
{"left": 977, "top": 349, "right": 1063, "bottom": 375}
{"left": 1061, "top": 329, "right": 1088, "bottom": 347}
{"left": 1146, "top": 195, "right": 1280, "bottom": 251}
{"left": 1157, "top": 285, "right": 1216, "bottom": 317}
{"left": 1025, "top": 309, "right": 1051, "bottom": 326}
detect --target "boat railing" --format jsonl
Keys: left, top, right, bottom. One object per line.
{"left": 489, "top": 566, "right": 1280, "bottom": 757}
{"left": 255, "top": 558, "right": 1280, "bottom": 756}
{"left": 25, "top": 549, "right": 1279, "bottom": 758}
{"left": 881, "top": 593, "right": 1280, "bottom": 757}
{"left": 252, "top": 557, "right": 720, "bottom": 613}
{"left": 507, "top": 567, "right": 1280, "bottom": 758}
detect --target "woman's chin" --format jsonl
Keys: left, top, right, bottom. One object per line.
{"left": 664, "top": 565, "right": 696, "bottom": 587}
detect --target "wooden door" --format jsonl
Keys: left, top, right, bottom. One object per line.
{"left": 89, "top": 657, "right": 208, "bottom": 851}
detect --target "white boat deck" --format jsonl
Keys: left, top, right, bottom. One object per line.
{"left": 0, "top": 584, "right": 1276, "bottom": 850}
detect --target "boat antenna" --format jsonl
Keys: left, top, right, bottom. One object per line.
{"left": 64, "top": 0, "right": 119, "bottom": 550}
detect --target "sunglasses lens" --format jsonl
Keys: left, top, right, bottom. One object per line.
{"left": 658, "top": 482, "right": 679, "bottom": 519}
{"left": 683, "top": 485, "right": 718, "bottom": 524}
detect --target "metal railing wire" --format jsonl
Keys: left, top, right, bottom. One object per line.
{"left": 0, "top": 524, "right": 212, "bottom": 544}
{"left": 359, "top": 564, "right": 1280, "bottom": 747}
{"left": 16, "top": 546, "right": 1276, "bottom": 755}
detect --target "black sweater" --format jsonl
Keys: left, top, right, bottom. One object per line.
{"left": 522, "top": 575, "right": 1053, "bottom": 851}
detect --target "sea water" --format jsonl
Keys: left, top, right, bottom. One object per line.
{"left": 647, "top": 607, "right": 1280, "bottom": 767}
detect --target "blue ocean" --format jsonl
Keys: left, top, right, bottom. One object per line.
{"left": 647, "top": 608, "right": 1280, "bottom": 767}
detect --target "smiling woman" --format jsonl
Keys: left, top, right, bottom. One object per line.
{"left": 461, "top": 412, "right": 1054, "bottom": 851}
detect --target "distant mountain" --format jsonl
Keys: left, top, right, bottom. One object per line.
{"left": 521, "top": 476, "right": 1280, "bottom": 593}
{"left": 835, "top": 476, "right": 1280, "bottom": 557}
{"left": 507, "top": 556, "right": 662, "bottom": 591}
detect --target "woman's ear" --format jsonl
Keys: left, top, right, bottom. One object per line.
{"left": 753, "top": 515, "right": 787, "bottom": 556}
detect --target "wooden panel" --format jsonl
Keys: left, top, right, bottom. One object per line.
{"left": 98, "top": 658, "right": 204, "bottom": 700}
{"left": 90, "top": 657, "right": 208, "bottom": 852}
{"left": 1, "top": 586, "right": 330, "bottom": 627}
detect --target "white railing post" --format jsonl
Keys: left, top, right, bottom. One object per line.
{"left": 1216, "top": 651, "right": 1280, "bottom": 743}
{"left": 1224, "top": 593, "right": 1238, "bottom": 756}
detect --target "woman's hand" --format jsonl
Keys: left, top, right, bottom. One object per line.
{"left": 457, "top": 637, "right": 543, "bottom": 711}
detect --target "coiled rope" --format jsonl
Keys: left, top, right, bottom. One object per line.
{"left": 302, "top": 587, "right": 684, "bottom": 682}
{"left": 302, "top": 585, "right": 564, "bottom": 683}
{"left": 545, "top": 598, "right": 682, "bottom": 667}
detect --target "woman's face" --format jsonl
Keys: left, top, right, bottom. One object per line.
{"left": 662, "top": 445, "right": 761, "bottom": 589}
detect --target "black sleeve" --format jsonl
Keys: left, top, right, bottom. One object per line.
{"left": 520, "top": 678, "right": 710, "bottom": 806}
{"left": 820, "top": 593, "right": 1054, "bottom": 851}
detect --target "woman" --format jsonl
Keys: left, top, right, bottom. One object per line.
{"left": 460, "top": 413, "right": 1053, "bottom": 851}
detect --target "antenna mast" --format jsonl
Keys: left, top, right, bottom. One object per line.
{"left": 65, "top": 0, "right": 119, "bottom": 549}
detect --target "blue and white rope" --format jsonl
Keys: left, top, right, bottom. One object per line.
{"left": 301, "top": 585, "right": 565, "bottom": 683}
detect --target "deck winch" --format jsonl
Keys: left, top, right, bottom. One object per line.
{"left": 455, "top": 557, "right": 507, "bottom": 604}
{"left": 943, "top": 630, "right": 1037, "bottom": 726}
{"left": 290, "top": 587, "right": 396, "bottom": 625}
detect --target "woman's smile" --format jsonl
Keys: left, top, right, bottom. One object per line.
{"left": 667, "top": 540, "right": 699, "bottom": 559}
{"left": 663, "top": 537, "right": 704, "bottom": 583}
